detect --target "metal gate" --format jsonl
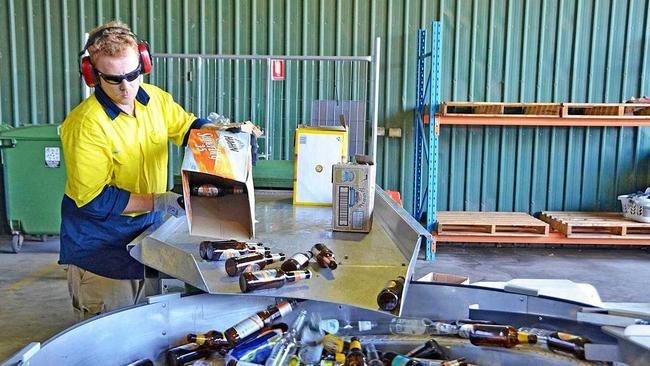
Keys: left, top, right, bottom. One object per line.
{"left": 149, "top": 43, "right": 380, "bottom": 174}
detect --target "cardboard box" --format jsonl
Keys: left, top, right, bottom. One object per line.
{"left": 293, "top": 126, "right": 348, "bottom": 206}
{"left": 417, "top": 272, "right": 469, "bottom": 285}
{"left": 331, "top": 161, "right": 376, "bottom": 232}
{"left": 181, "top": 129, "right": 255, "bottom": 240}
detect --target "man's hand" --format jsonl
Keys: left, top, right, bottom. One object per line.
{"left": 152, "top": 192, "right": 185, "bottom": 217}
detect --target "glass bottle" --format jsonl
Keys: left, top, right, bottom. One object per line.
{"left": 376, "top": 276, "right": 405, "bottom": 312}
{"left": 265, "top": 310, "right": 308, "bottom": 366}
{"left": 224, "top": 300, "right": 297, "bottom": 346}
{"left": 343, "top": 337, "right": 366, "bottom": 366}
{"left": 281, "top": 251, "right": 314, "bottom": 271}
{"left": 166, "top": 343, "right": 214, "bottom": 366}
{"left": 380, "top": 352, "right": 423, "bottom": 366}
{"left": 518, "top": 327, "right": 589, "bottom": 360}
{"left": 239, "top": 269, "right": 312, "bottom": 293}
{"left": 311, "top": 243, "right": 338, "bottom": 269}
{"left": 330, "top": 317, "right": 445, "bottom": 336}
{"left": 405, "top": 338, "right": 446, "bottom": 359}
{"left": 411, "top": 358, "right": 467, "bottom": 366}
{"left": 187, "top": 329, "right": 230, "bottom": 349}
{"left": 200, "top": 240, "right": 269, "bottom": 261}
{"left": 364, "top": 343, "right": 383, "bottom": 366}
{"left": 225, "top": 252, "right": 286, "bottom": 277}
{"left": 191, "top": 184, "right": 245, "bottom": 197}
{"left": 124, "top": 359, "right": 153, "bottom": 366}
{"left": 298, "top": 312, "right": 326, "bottom": 366}
{"left": 459, "top": 324, "right": 537, "bottom": 348}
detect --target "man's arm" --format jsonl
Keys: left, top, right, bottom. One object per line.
{"left": 123, "top": 193, "right": 153, "bottom": 214}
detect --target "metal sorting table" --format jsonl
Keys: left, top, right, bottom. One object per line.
{"left": 130, "top": 187, "right": 431, "bottom": 315}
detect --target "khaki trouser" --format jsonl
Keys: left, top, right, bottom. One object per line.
{"left": 66, "top": 264, "right": 144, "bottom": 322}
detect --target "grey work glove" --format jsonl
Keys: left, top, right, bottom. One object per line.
{"left": 153, "top": 192, "right": 185, "bottom": 218}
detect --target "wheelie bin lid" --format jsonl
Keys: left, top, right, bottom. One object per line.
{"left": 0, "top": 124, "right": 61, "bottom": 141}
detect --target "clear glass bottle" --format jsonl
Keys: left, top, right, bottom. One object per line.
{"left": 265, "top": 310, "right": 308, "bottom": 366}
{"left": 239, "top": 269, "right": 312, "bottom": 293}
{"left": 225, "top": 252, "right": 286, "bottom": 277}
{"left": 298, "top": 312, "right": 326, "bottom": 366}
{"left": 364, "top": 343, "right": 383, "bottom": 366}
{"left": 334, "top": 317, "right": 444, "bottom": 336}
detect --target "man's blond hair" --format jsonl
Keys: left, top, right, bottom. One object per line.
{"left": 87, "top": 20, "right": 138, "bottom": 64}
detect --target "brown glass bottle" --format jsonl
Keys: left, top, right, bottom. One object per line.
{"left": 224, "top": 300, "right": 297, "bottom": 346}
{"left": 239, "top": 269, "right": 312, "bottom": 293}
{"left": 406, "top": 338, "right": 446, "bottom": 359}
{"left": 311, "top": 243, "right": 338, "bottom": 269}
{"left": 199, "top": 240, "right": 269, "bottom": 261}
{"left": 459, "top": 324, "right": 537, "bottom": 348}
{"left": 380, "top": 352, "right": 423, "bottom": 366}
{"left": 518, "top": 327, "right": 589, "bottom": 359}
{"left": 281, "top": 251, "right": 314, "bottom": 271}
{"left": 225, "top": 252, "right": 286, "bottom": 277}
{"left": 186, "top": 329, "right": 230, "bottom": 349}
{"left": 376, "top": 276, "right": 405, "bottom": 312}
{"left": 191, "top": 184, "right": 245, "bottom": 197}
{"left": 344, "top": 337, "right": 366, "bottom": 366}
{"left": 166, "top": 343, "right": 213, "bottom": 366}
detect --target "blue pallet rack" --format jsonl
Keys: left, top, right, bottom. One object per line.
{"left": 412, "top": 21, "right": 441, "bottom": 261}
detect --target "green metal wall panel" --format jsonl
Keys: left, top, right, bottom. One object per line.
{"left": 0, "top": 0, "right": 649, "bottom": 225}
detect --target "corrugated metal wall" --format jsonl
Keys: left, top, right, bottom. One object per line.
{"left": 0, "top": 0, "right": 649, "bottom": 220}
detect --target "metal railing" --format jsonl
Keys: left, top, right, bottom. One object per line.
{"left": 149, "top": 44, "right": 380, "bottom": 168}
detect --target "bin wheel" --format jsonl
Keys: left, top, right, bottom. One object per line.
{"left": 11, "top": 233, "right": 24, "bottom": 253}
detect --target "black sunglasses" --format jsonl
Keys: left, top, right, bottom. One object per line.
{"left": 96, "top": 64, "right": 142, "bottom": 85}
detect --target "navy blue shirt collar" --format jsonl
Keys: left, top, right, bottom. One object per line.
{"left": 95, "top": 86, "right": 150, "bottom": 120}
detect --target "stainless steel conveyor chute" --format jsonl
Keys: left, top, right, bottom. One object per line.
{"left": 3, "top": 188, "right": 650, "bottom": 366}
{"left": 128, "top": 188, "right": 427, "bottom": 315}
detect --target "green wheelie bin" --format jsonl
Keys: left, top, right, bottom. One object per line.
{"left": 0, "top": 124, "right": 66, "bottom": 253}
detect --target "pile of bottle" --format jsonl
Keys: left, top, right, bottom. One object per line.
{"left": 198, "top": 240, "right": 339, "bottom": 293}
{"left": 133, "top": 300, "right": 593, "bottom": 366}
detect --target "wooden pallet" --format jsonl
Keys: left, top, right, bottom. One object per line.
{"left": 539, "top": 211, "right": 650, "bottom": 239}
{"left": 441, "top": 102, "right": 563, "bottom": 117}
{"left": 436, "top": 212, "right": 549, "bottom": 236}
{"left": 562, "top": 103, "right": 650, "bottom": 117}
{"left": 440, "top": 102, "right": 650, "bottom": 118}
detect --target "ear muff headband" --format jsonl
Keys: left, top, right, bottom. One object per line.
{"left": 78, "top": 26, "right": 152, "bottom": 87}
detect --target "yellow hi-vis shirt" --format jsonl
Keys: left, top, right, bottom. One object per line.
{"left": 61, "top": 83, "right": 195, "bottom": 209}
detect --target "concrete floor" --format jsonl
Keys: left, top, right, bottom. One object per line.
{"left": 1, "top": 237, "right": 649, "bottom": 361}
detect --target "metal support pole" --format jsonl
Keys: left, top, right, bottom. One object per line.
{"left": 370, "top": 37, "right": 381, "bottom": 165}
{"left": 426, "top": 21, "right": 442, "bottom": 261}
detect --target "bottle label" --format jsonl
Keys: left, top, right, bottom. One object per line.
{"left": 289, "top": 270, "right": 311, "bottom": 282}
{"left": 391, "top": 318, "right": 427, "bottom": 335}
{"left": 219, "top": 248, "right": 247, "bottom": 260}
{"left": 253, "top": 269, "right": 278, "bottom": 281}
{"left": 244, "top": 263, "right": 263, "bottom": 273}
{"left": 358, "top": 321, "right": 373, "bottom": 332}
{"left": 196, "top": 184, "right": 220, "bottom": 197}
{"left": 233, "top": 315, "right": 265, "bottom": 339}
{"left": 323, "top": 334, "right": 344, "bottom": 352}
{"left": 390, "top": 355, "right": 411, "bottom": 366}
{"left": 293, "top": 253, "right": 310, "bottom": 264}
{"left": 432, "top": 322, "right": 458, "bottom": 335}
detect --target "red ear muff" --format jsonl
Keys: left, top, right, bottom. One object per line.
{"left": 80, "top": 56, "right": 96, "bottom": 87}
{"left": 138, "top": 43, "right": 152, "bottom": 75}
